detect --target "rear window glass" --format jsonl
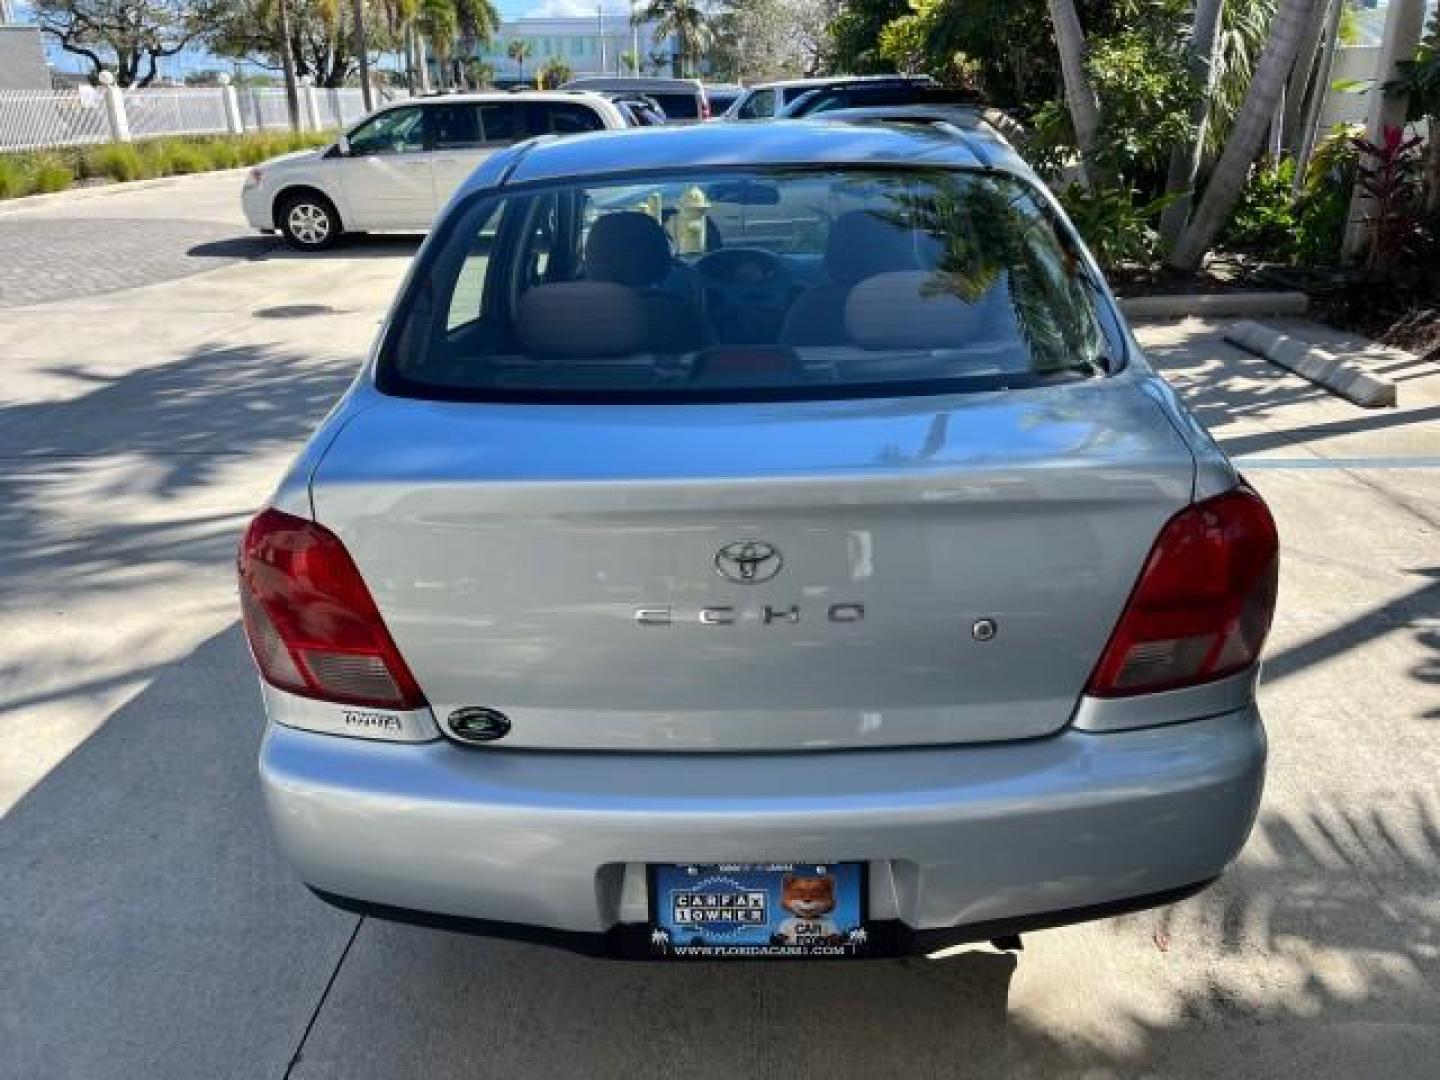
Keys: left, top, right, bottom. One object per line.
{"left": 652, "top": 93, "right": 700, "bottom": 119}
{"left": 532, "top": 102, "right": 605, "bottom": 134}
{"left": 382, "top": 168, "right": 1114, "bottom": 403}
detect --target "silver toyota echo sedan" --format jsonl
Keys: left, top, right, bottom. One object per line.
{"left": 241, "top": 120, "right": 1276, "bottom": 960}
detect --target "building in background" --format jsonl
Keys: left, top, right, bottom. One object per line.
{"left": 0, "top": 22, "right": 50, "bottom": 90}
{"left": 465, "top": 17, "right": 681, "bottom": 84}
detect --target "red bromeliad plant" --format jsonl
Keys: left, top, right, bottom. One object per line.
{"left": 1350, "top": 124, "right": 1425, "bottom": 272}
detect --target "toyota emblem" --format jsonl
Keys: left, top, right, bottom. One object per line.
{"left": 714, "top": 540, "right": 783, "bottom": 584}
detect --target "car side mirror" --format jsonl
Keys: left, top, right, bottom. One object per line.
{"left": 336, "top": 134, "right": 351, "bottom": 156}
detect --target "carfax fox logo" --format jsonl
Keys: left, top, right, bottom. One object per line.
{"left": 771, "top": 872, "right": 840, "bottom": 945}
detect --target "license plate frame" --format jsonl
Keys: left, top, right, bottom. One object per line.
{"left": 647, "top": 862, "right": 869, "bottom": 960}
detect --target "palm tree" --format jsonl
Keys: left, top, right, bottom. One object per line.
{"left": 1168, "top": 0, "right": 1326, "bottom": 270}
{"left": 378, "top": 0, "right": 421, "bottom": 90}
{"left": 507, "top": 38, "right": 532, "bottom": 83}
{"left": 1159, "top": 0, "right": 1228, "bottom": 246}
{"left": 455, "top": 0, "right": 500, "bottom": 82}
{"left": 419, "top": 0, "right": 457, "bottom": 88}
{"left": 636, "top": 0, "right": 711, "bottom": 78}
{"left": 537, "top": 55, "right": 573, "bottom": 89}
{"left": 1045, "top": 0, "right": 1104, "bottom": 190}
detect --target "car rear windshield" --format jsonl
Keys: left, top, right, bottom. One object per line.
{"left": 650, "top": 92, "right": 700, "bottom": 119}
{"left": 381, "top": 167, "right": 1116, "bottom": 403}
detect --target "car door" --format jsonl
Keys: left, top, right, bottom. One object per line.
{"left": 427, "top": 102, "right": 524, "bottom": 214}
{"left": 336, "top": 105, "right": 432, "bottom": 230}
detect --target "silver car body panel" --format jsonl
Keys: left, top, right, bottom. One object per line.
{"left": 308, "top": 371, "right": 1196, "bottom": 752}
{"left": 252, "top": 121, "right": 1268, "bottom": 939}
{"left": 260, "top": 696, "right": 1265, "bottom": 932}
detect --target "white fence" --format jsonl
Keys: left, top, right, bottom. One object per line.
{"left": 238, "top": 88, "right": 299, "bottom": 132}
{"left": 0, "top": 86, "right": 111, "bottom": 151}
{"left": 0, "top": 79, "right": 376, "bottom": 153}
{"left": 123, "top": 87, "right": 230, "bottom": 138}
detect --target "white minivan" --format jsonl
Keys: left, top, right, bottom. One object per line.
{"left": 241, "top": 92, "right": 629, "bottom": 250}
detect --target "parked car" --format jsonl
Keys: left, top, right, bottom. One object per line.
{"left": 724, "top": 75, "right": 936, "bottom": 120}
{"left": 778, "top": 81, "right": 981, "bottom": 118}
{"left": 815, "top": 103, "right": 1029, "bottom": 148}
{"left": 561, "top": 76, "right": 709, "bottom": 122}
{"left": 703, "top": 83, "right": 744, "bottom": 115}
{"left": 243, "top": 120, "right": 1274, "bottom": 960}
{"left": 240, "top": 92, "right": 628, "bottom": 250}
{"left": 603, "top": 92, "right": 668, "bottom": 127}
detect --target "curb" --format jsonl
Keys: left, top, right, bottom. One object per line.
{"left": 1119, "top": 291, "right": 1309, "bottom": 320}
{"left": 1223, "top": 320, "right": 1398, "bottom": 408}
{"left": 0, "top": 168, "right": 249, "bottom": 215}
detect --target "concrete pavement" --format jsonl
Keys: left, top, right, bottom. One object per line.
{"left": 1, "top": 172, "right": 1437, "bottom": 1079}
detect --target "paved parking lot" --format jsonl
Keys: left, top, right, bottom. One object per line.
{"left": 1, "top": 172, "right": 1437, "bottom": 1079}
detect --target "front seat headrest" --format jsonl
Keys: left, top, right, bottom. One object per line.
{"left": 585, "top": 212, "right": 672, "bottom": 287}
{"left": 516, "top": 282, "right": 647, "bottom": 358}
{"left": 825, "top": 210, "right": 931, "bottom": 286}
{"left": 845, "top": 271, "right": 1012, "bottom": 350}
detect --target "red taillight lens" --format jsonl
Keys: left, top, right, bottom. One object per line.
{"left": 1086, "top": 486, "right": 1278, "bottom": 698}
{"left": 237, "top": 508, "right": 426, "bottom": 709}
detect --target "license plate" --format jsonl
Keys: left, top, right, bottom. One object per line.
{"left": 648, "top": 862, "right": 868, "bottom": 959}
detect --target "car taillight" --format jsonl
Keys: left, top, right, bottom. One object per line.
{"left": 1086, "top": 485, "right": 1278, "bottom": 698}
{"left": 238, "top": 508, "right": 426, "bottom": 709}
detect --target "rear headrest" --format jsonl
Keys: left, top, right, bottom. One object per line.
{"left": 515, "top": 282, "right": 646, "bottom": 358}
{"left": 825, "top": 210, "right": 935, "bottom": 286}
{"left": 844, "top": 271, "right": 1012, "bottom": 349}
{"left": 585, "top": 211, "right": 672, "bottom": 286}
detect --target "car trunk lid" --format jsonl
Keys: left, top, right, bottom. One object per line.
{"left": 310, "top": 380, "right": 1195, "bottom": 750}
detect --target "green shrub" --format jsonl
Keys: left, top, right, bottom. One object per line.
{"left": 162, "top": 141, "right": 210, "bottom": 175}
{"left": 1294, "top": 125, "right": 1363, "bottom": 266}
{"left": 30, "top": 155, "right": 74, "bottom": 194}
{"left": 0, "top": 128, "right": 339, "bottom": 201}
{"left": 0, "top": 155, "right": 23, "bottom": 198}
{"left": 1057, "top": 184, "right": 1177, "bottom": 273}
{"left": 200, "top": 140, "right": 242, "bottom": 170}
{"left": 1224, "top": 158, "right": 1299, "bottom": 257}
{"left": 135, "top": 139, "right": 173, "bottom": 178}
{"left": 82, "top": 143, "right": 144, "bottom": 182}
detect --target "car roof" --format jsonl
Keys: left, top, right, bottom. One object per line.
{"left": 750, "top": 74, "right": 933, "bottom": 92}
{"left": 397, "top": 90, "right": 615, "bottom": 104}
{"left": 817, "top": 104, "right": 1024, "bottom": 140}
{"left": 561, "top": 77, "right": 703, "bottom": 92}
{"left": 471, "top": 118, "right": 1029, "bottom": 191}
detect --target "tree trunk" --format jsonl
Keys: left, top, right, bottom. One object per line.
{"left": 277, "top": 0, "right": 302, "bottom": 131}
{"left": 1160, "top": 0, "right": 1227, "bottom": 248}
{"left": 1341, "top": 0, "right": 1427, "bottom": 262}
{"left": 1293, "top": 0, "right": 1345, "bottom": 193}
{"left": 1282, "top": 0, "right": 1329, "bottom": 155}
{"left": 351, "top": 0, "right": 374, "bottom": 110}
{"left": 1045, "top": 0, "right": 1104, "bottom": 190}
{"left": 1167, "top": 0, "right": 1325, "bottom": 271}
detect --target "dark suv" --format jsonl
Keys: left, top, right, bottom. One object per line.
{"left": 779, "top": 81, "right": 983, "bottom": 118}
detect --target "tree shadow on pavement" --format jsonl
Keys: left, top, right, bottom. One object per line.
{"left": 0, "top": 342, "right": 354, "bottom": 601}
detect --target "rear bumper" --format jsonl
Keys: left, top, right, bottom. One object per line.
{"left": 259, "top": 705, "right": 1265, "bottom": 940}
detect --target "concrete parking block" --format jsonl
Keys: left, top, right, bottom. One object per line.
{"left": 1224, "top": 320, "right": 1400, "bottom": 408}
